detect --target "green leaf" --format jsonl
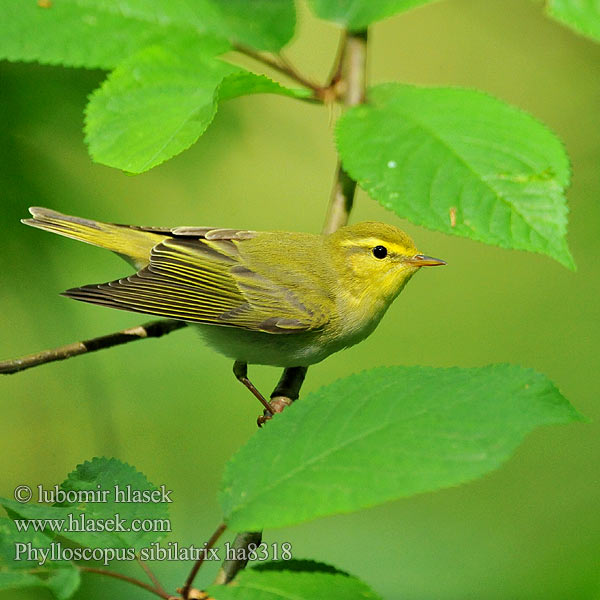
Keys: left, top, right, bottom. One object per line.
{"left": 307, "top": 0, "right": 439, "bottom": 30}
{"left": 0, "top": 569, "right": 80, "bottom": 600}
{"left": 220, "top": 365, "right": 581, "bottom": 531}
{"left": 43, "top": 568, "right": 81, "bottom": 600}
{"left": 84, "top": 39, "right": 230, "bottom": 173}
{"left": 0, "top": 458, "right": 170, "bottom": 551}
{"left": 0, "top": 0, "right": 294, "bottom": 69}
{"left": 546, "top": 0, "right": 600, "bottom": 43}
{"left": 0, "top": 502, "right": 76, "bottom": 539}
{"left": 207, "top": 564, "right": 382, "bottom": 600}
{"left": 0, "top": 0, "right": 226, "bottom": 69}
{"left": 218, "top": 72, "right": 312, "bottom": 102}
{"left": 85, "top": 40, "right": 310, "bottom": 173}
{"left": 0, "top": 517, "right": 56, "bottom": 569}
{"left": 211, "top": 0, "right": 296, "bottom": 52}
{"left": 0, "top": 518, "right": 80, "bottom": 600}
{"left": 59, "top": 457, "right": 170, "bottom": 550}
{"left": 336, "top": 83, "right": 575, "bottom": 269}
{"left": 252, "top": 560, "right": 346, "bottom": 575}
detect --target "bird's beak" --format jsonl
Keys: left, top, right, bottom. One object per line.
{"left": 406, "top": 254, "right": 446, "bottom": 267}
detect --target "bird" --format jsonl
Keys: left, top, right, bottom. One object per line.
{"left": 23, "top": 207, "right": 445, "bottom": 422}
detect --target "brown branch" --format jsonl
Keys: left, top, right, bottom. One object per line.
{"left": 322, "top": 165, "right": 358, "bottom": 235}
{"left": 0, "top": 319, "right": 187, "bottom": 375}
{"left": 79, "top": 566, "right": 172, "bottom": 599}
{"left": 180, "top": 522, "right": 227, "bottom": 600}
{"left": 322, "top": 29, "right": 368, "bottom": 234}
{"left": 233, "top": 44, "right": 323, "bottom": 98}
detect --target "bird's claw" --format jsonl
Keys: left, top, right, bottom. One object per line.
{"left": 257, "top": 412, "right": 272, "bottom": 427}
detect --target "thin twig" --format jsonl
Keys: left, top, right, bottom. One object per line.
{"left": 322, "top": 29, "right": 368, "bottom": 234}
{"left": 234, "top": 44, "right": 323, "bottom": 96}
{"left": 0, "top": 319, "right": 187, "bottom": 375}
{"left": 181, "top": 522, "right": 227, "bottom": 600}
{"left": 79, "top": 566, "right": 172, "bottom": 599}
{"left": 137, "top": 555, "right": 168, "bottom": 597}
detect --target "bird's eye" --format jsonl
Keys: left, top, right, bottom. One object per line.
{"left": 372, "top": 245, "right": 388, "bottom": 259}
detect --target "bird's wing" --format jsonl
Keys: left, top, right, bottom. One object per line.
{"left": 63, "top": 235, "right": 328, "bottom": 334}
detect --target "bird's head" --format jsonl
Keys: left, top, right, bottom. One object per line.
{"left": 328, "top": 221, "right": 445, "bottom": 304}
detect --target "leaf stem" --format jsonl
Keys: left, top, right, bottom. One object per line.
{"left": 325, "top": 30, "right": 348, "bottom": 95}
{"left": 0, "top": 319, "right": 187, "bottom": 375}
{"left": 234, "top": 44, "right": 323, "bottom": 97}
{"left": 137, "top": 555, "right": 168, "bottom": 597}
{"left": 180, "top": 522, "right": 227, "bottom": 599}
{"left": 79, "top": 566, "right": 172, "bottom": 599}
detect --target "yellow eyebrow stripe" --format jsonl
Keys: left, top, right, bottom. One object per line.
{"left": 339, "top": 238, "right": 412, "bottom": 255}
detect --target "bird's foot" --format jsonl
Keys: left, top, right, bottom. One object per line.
{"left": 270, "top": 396, "right": 294, "bottom": 413}
{"left": 257, "top": 396, "right": 293, "bottom": 427}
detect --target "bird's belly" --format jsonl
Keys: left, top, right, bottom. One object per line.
{"left": 193, "top": 324, "right": 333, "bottom": 367}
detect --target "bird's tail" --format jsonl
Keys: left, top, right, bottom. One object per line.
{"left": 22, "top": 207, "right": 165, "bottom": 268}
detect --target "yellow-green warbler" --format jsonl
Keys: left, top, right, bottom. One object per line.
{"left": 23, "top": 207, "right": 445, "bottom": 421}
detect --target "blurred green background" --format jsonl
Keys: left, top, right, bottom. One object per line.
{"left": 1, "top": 0, "right": 599, "bottom": 598}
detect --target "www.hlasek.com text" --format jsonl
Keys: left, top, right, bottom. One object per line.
{"left": 13, "top": 512, "right": 171, "bottom": 534}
